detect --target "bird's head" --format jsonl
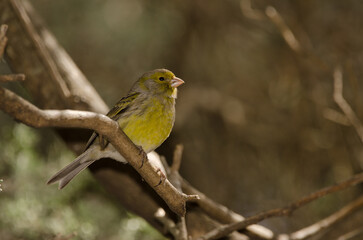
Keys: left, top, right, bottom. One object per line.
{"left": 134, "top": 69, "right": 184, "bottom": 98}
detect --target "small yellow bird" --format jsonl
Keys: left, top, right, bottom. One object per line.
{"left": 47, "top": 69, "right": 184, "bottom": 189}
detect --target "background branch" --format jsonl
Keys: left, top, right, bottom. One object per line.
{"left": 0, "top": 24, "right": 8, "bottom": 57}
{"left": 333, "top": 66, "right": 363, "bottom": 144}
{"left": 182, "top": 179, "right": 273, "bottom": 240}
{"left": 0, "top": 73, "right": 25, "bottom": 82}
{"left": 337, "top": 228, "right": 363, "bottom": 240}
{"left": 196, "top": 172, "right": 363, "bottom": 240}
{"left": 285, "top": 195, "right": 363, "bottom": 240}
{"left": 264, "top": 6, "right": 302, "bottom": 54}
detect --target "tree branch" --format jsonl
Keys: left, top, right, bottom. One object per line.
{"left": 336, "top": 227, "right": 363, "bottom": 240}
{"left": 195, "top": 172, "right": 363, "bottom": 240}
{"left": 0, "top": 73, "right": 25, "bottom": 82}
{"left": 156, "top": 145, "right": 188, "bottom": 239}
{"left": 265, "top": 6, "right": 302, "bottom": 54}
{"left": 0, "top": 24, "right": 8, "bottom": 58}
{"left": 285, "top": 195, "right": 363, "bottom": 239}
{"left": 0, "top": 86, "right": 198, "bottom": 216}
{"left": 240, "top": 2, "right": 302, "bottom": 54}
{"left": 182, "top": 179, "right": 273, "bottom": 240}
{"left": 333, "top": 66, "right": 363, "bottom": 144}
{"left": 240, "top": 0, "right": 265, "bottom": 20}
{"left": 323, "top": 108, "right": 350, "bottom": 126}
{"left": 158, "top": 146, "right": 260, "bottom": 240}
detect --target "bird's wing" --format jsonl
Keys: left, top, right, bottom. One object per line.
{"left": 106, "top": 92, "right": 140, "bottom": 120}
{"left": 84, "top": 92, "right": 140, "bottom": 150}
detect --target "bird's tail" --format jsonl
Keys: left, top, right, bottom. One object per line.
{"left": 47, "top": 147, "right": 97, "bottom": 189}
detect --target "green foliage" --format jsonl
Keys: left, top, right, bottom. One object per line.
{"left": 0, "top": 121, "right": 165, "bottom": 240}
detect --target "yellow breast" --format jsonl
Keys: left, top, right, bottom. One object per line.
{"left": 118, "top": 97, "right": 175, "bottom": 153}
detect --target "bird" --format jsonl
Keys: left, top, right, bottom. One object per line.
{"left": 47, "top": 69, "right": 184, "bottom": 189}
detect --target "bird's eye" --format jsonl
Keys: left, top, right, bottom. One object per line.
{"left": 159, "top": 77, "right": 165, "bottom": 81}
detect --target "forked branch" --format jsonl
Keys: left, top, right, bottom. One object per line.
{"left": 333, "top": 66, "right": 363, "bottom": 144}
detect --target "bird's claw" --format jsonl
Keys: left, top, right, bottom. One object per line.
{"left": 154, "top": 168, "right": 166, "bottom": 187}
{"left": 137, "top": 145, "right": 147, "bottom": 168}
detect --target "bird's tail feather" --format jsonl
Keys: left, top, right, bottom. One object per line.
{"left": 47, "top": 147, "right": 96, "bottom": 189}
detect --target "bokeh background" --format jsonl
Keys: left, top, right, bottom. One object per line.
{"left": 1, "top": 0, "right": 363, "bottom": 239}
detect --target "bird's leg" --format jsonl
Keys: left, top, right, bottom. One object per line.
{"left": 154, "top": 168, "right": 166, "bottom": 187}
{"left": 136, "top": 145, "right": 148, "bottom": 168}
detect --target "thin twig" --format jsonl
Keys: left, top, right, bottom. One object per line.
{"left": 171, "top": 144, "right": 184, "bottom": 173}
{"left": 0, "top": 73, "right": 26, "bottom": 82}
{"left": 0, "top": 24, "right": 26, "bottom": 83}
{"left": 323, "top": 108, "right": 350, "bottom": 126}
{"left": 0, "top": 24, "right": 8, "bottom": 58}
{"left": 0, "top": 86, "right": 199, "bottom": 217}
{"left": 265, "top": 6, "right": 302, "bottom": 54}
{"left": 284, "top": 195, "right": 363, "bottom": 240}
{"left": 240, "top": 2, "right": 302, "bottom": 54}
{"left": 241, "top": 2, "right": 329, "bottom": 72}
{"left": 195, "top": 172, "right": 363, "bottom": 240}
{"left": 155, "top": 145, "right": 189, "bottom": 239}
{"left": 337, "top": 227, "right": 363, "bottom": 240}
{"left": 240, "top": 0, "right": 265, "bottom": 20}
{"left": 155, "top": 208, "right": 178, "bottom": 235}
{"left": 176, "top": 216, "right": 188, "bottom": 240}
{"left": 169, "top": 144, "right": 188, "bottom": 240}
{"left": 10, "top": 0, "right": 72, "bottom": 98}
{"left": 333, "top": 66, "right": 363, "bottom": 144}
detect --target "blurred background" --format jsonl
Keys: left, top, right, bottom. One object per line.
{"left": 1, "top": 0, "right": 363, "bottom": 239}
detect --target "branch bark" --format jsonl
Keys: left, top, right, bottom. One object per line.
{"left": 0, "top": 86, "right": 199, "bottom": 216}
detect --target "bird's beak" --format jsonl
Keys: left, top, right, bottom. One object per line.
{"left": 170, "top": 77, "right": 185, "bottom": 88}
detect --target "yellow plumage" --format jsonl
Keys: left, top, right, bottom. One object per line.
{"left": 47, "top": 69, "right": 184, "bottom": 189}
{"left": 120, "top": 96, "right": 175, "bottom": 152}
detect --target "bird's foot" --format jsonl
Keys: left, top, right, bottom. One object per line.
{"left": 154, "top": 168, "right": 166, "bottom": 187}
{"left": 136, "top": 145, "right": 147, "bottom": 168}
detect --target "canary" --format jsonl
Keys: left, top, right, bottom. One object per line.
{"left": 47, "top": 69, "right": 184, "bottom": 189}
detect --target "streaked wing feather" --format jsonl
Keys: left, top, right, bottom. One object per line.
{"left": 84, "top": 92, "right": 140, "bottom": 150}
{"left": 107, "top": 92, "right": 140, "bottom": 120}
